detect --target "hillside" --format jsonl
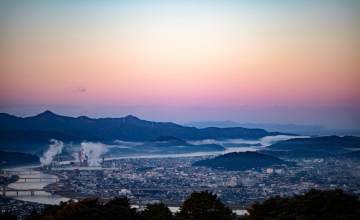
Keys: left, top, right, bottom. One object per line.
{"left": 0, "top": 151, "right": 40, "bottom": 167}
{"left": 341, "top": 150, "right": 360, "bottom": 158}
{"left": 266, "top": 135, "right": 360, "bottom": 154}
{"left": 260, "top": 149, "right": 333, "bottom": 158}
{"left": 193, "top": 152, "right": 292, "bottom": 171}
{"left": 0, "top": 130, "right": 104, "bottom": 154}
{"left": 0, "top": 111, "right": 290, "bottom": 142}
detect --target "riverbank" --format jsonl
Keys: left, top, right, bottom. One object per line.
{"left": 32, "top": 167, "right": 68, "bottom": 179}
{"left": 0, "top": 162, "right": 41, "bottom": 170}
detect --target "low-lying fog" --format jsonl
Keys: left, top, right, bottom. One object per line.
{"left": 43, "top": 135, "right": 308, "bottom": 166}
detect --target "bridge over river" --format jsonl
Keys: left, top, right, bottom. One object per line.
{"left": 17, "top": 177, "right": 60, "bottom": 182}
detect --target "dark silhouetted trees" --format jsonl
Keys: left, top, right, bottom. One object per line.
{"left": 25, "top": 197, "right": 137, "bottom": 220}
{"left": 22, "top": 189, "right": 360, "bottom": 220}
{"left": 175, "top": 191, "right": 235, "bottom": 220}
{"left": 0, "top": 211, "right": 17, "bottom": 220}
{"left": 245, "top": 188, "right": 360, "bottom": 220}
{"left": 141, "top": 202, "right": 173, "bottom": 220}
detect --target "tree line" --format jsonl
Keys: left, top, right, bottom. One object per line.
{"left": 1, "top": 189, "right": 360, "bottom": 220}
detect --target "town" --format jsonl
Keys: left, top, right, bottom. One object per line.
{"left": 2, "top": 154, "right": 360, "bottom": 218}
{"left": 54, "top": 156, "right": 360, "bottom": 204}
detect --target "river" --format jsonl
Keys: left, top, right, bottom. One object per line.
{"left": 5, "top": 166, "right": 69, "bottom": 204}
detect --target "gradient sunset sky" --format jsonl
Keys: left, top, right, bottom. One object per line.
{"left": 1, "top": 0, "right": 359, "bottom": 129}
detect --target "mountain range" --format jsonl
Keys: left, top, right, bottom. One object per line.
{"left": 0, "top": 111, "right": 289, "bottom": 141}
{"left": 0, "top": 111, "right": 290, "bottom": 154}
{"left": 185, "top": 121, "right": 360, "bottom": 136}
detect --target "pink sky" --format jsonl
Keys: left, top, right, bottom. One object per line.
{"left": 0, "top": 1, "right": 359, "bottom": 129}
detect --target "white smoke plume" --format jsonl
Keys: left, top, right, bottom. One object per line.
{"left": 81, "top": 142, "right": 108, "bottom": 166}
{"left": 40, "top": 139, "right": 64, "bottom": 165}
{"left": 72, "top": 152, "right": 80, "bottom": 162}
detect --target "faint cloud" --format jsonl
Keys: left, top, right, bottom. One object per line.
{"left": 72, "top": 86, "right": 86, "bottom": 93}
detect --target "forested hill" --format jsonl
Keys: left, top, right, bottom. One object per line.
{"left": 0, "top": 151, "right": 39, "bottom": 167}
{"left": 267, "top": 135, "right": 360, "bottom": 154}
{"left": 193, "top": 152, "right": 292, "bottom": 171}
{"left": 0, "top": 111, "right": 291, "bottom": 142}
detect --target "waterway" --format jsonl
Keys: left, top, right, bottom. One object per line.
{"left": 5, "top": 166, "right": 69, "bottom": 204}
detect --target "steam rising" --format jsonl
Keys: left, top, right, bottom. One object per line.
{"left": 40, "top": 139, "right": 64, "bottom": 165}
{"left": 81, "top": 142, "right": 108, "bottom": 166}
{"left": 40, "top": 135, "right": 306, "bottom": 167}
{"left": 72, "top": 152, "right": 79, "bottom": 162}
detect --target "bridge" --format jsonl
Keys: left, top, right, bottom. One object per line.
{"left": 6, "top": 171, "right": 39, "bottom": 175}
{"left": 2, "top": 186, "right": 44, "bottom": 196}
{"left": 18, "top": 177, "right": 60, "bottom": 182}
{"left": 5, "top": 170, "right": 64, "bottom": 182}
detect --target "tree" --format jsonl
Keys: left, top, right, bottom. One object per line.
{"left": 27, "top": 200, "right": 72, "bottom": 219}
{"left": 141, "top": 202, "right": 173, "bottom": 220}
{"left": 26, "top": 197, "right": 137, "bottom": 220}
{"left": 25, "top": 209, "right": 41, "bottom": 220}
{"left": 53, "top": 198, "right": 102, "bottom": 220}
{"left": 103, "top": 197, "right": 137, "bottom": 220}
{"left": 175, "top": 191, "right": 235, "bottom": 220}
{"left": 0, "top": 211, "right": 17, "bottom": 220}
{"left": 245, "top": 188, "right": 360, "bottom": 220}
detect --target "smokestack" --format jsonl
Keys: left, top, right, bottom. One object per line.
{"left": 80, "top": 142, "right": 108, "bottom": 167}
{"left": 81, "top": 148, "right": 85, "bottom": 165}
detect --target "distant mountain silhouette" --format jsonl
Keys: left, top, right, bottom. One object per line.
{"left": 185, "top": 121, "right": 331, "bottom": 135}
{"left": 185, "top": 120, "right": 243, "bottom": 128}
{"left": 185, "top": 121, "right": 326, "bottom": 130}
{"left": 193, "top": 152, "right": 292, "bottom": 171}
{"left": 267, "top": 135, "right": 360, "bottom": 154}
{"left": 0, "top": 111, "right": 289, "bottom": 143}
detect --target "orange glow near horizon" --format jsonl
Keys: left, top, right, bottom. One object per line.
{"left": 0, "top": 1, "right": 359, "bottom": 128}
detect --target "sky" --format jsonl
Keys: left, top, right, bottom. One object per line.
{"left": 1, "top": 0, "right": 359, "bottom": 129}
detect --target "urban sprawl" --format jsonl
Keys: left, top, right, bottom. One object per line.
{"left": 2, "top": 154, "right": 360, "bottom": 218}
